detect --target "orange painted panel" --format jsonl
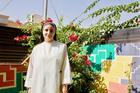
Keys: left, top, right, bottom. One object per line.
{"left": 108, "top": 81, "right": 128, "bottom": 93}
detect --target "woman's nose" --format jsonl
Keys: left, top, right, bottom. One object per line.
{"left": 47, "top": 31, "right": 51, "bottom": 35}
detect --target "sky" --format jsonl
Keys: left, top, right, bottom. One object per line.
{"left": 0, "top": 0, "right": 139, "bottom": 27}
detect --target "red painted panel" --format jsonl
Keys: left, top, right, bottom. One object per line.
{"left": 11, "top": 65, "right": 27, "bottom": 72}
{"left": 0, "top": 64, "right": 27, "bottom": 88}
{"left": 6, "top": 71, "right": 14, "bottom": 81}
{"left": 0, "top": 65, "right": 10, "bottom": 72}
{"left": 0, "top": 65, "right": 15, "bottom": 87}
{"left": 0, "top": 81, "right": 14, "bottom": 87}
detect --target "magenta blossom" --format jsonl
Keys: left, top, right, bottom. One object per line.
{"left": 137, "top": 18, "right": 140, "bottom": 24}
{"left": 41, "top": 18, "right": 53, "bottom": 24}
{"left": 14, "top": 36, "right": 20, "bottom": 42}
{"left": 68, "top": 33, "right": 78, "bottom": 42}
{"left": 82, "top": 55, "right": 91, "bottom": 66}
{"left": 14, "top": 35, "right": 28, "bottom": 42}
{"left": 85, "top": 59, "right": 91, "bottom": 66}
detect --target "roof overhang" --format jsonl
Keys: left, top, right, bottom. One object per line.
{"left": 0, "top": 14, "right": 9, "bottom": 24}
{"left": 108, "top": 27, "right": 140, "bottom": 43}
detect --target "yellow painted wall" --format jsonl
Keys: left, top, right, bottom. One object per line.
{"left": 101, "top": 56, "right": 132, "bottom": 87}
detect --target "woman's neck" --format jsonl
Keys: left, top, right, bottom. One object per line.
{"left": 44, "top": 40, "right": 55, "bottom": 43}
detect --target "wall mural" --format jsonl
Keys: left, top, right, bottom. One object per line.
{"left": 82, "top": 44, "right": 115, "bottom": 72}
{"left": 83, "top": 42, "right": 140, "bottom": 93}
{"left": 0, "top": 64, "right": 26, "bottom": 93}
{"left": 116, "top": 42, "right": 140, "bottom": 93}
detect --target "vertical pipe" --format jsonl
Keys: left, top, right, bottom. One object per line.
{"left": 43, "top": 0, "right": 48, "bottom": 19}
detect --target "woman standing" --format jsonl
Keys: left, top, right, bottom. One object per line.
{"left": 25, "top": 21, "right": 72, "bottom": 93}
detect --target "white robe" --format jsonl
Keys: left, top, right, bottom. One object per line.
{"left": 25, "top": 41, "right": 72, "bottom": 93}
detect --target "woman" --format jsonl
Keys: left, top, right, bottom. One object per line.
{"left": 24, "top": 22, "right": 72, "bottom": 93}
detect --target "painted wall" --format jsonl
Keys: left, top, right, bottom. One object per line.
{"left": 85, "top": 42, "right": 140, "bottom": 93}
{"left": 0, "top": 64, "right": 27, "bottom": 93}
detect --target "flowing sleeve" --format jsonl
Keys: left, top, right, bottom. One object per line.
{"left": 24, "top": 48, "right": 35, "bottom": 88}
{"left": 61, "top": 45, "right": 72, "bottom": 85}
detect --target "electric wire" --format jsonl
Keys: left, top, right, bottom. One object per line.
{"left": 0, "top": 0, "right": 13, "bottom": 11}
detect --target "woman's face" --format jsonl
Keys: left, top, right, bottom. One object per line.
{"left": 43, "top": 24, "right": 55, "bottom": 42}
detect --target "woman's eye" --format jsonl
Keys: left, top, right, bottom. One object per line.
{"left": 45, "top": 29, "right": 48, "bottom": 31}
{"left": 50, "top": 30, "right": 53, "bottom": 33}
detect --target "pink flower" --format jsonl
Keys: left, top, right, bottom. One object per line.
{"left": 14, "top": 36, "right": 20, "bottom": 42}
{"left": 41, "top": 18, "right": 53, "bottom": 24}
{"left": 82, "top": 55, "right": 91, "bottom": 66}
{"left": 47, "top": 18, "right": 53, "bottom": 23}
{"left": 137, "top": 18, "right": 140, "bottom": 24}
{"left": 84, "top": 60, "right": 91, "bottom": 66}
{"left": 14, "top": 35, "right": 28, "bottom": 42}
{"left": 68, "top": 33, "right": 78, "bottom": 42}
{"left": 21, "top": 35, "right": 28, "bottom": 40}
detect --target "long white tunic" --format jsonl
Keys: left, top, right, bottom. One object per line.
{"left": 24, "top": 41, "right": 72, "bottom": 93}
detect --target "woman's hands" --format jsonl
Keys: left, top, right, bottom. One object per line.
{"left": 27, "top": 88, "right": 31, "bottom": 93}
{"left": 62, "top": 84, "right": 68, "bottom": 93}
